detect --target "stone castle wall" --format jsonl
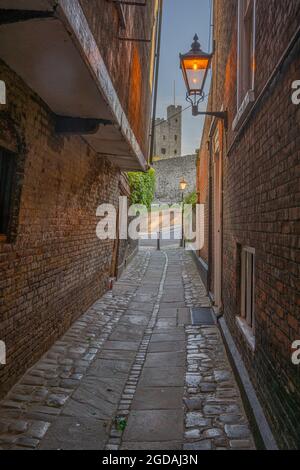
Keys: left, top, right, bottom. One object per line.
{"left": 153, "top": 154, "right": 197, "bottom": 203}
{"left": 154, "top": 105, "right": 182, "bottom": 159}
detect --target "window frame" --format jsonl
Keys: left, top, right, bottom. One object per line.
{"left": 0, "top": 146, "right": 16, "bottom": 240}
{"left": 237, "top": 246, "right": 256, "bottom": 351}
{"left": 233, "top": 0, "right": 256, "bottom": 131}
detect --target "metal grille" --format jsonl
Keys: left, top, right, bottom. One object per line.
{"left": 191, "top": 307, "right": 215, "bottom": 326}
{"left": 0, "top": 147, "right": 15, "bottom": 235}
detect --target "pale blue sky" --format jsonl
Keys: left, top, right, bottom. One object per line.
{"left": 157, "top": 0, "right": 212, "bottom": 155}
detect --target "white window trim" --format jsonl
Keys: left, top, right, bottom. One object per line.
{"left": 233, "top": 0, "right": 256, "bottom": 131}
{"left": 236, "top": 316, "right": 256, "bottom": 352}
{"left": 238, "top": 246, "right": 256, "bottom": 351}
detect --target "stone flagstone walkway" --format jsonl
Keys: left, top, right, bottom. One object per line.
{"left": 0, "top": 249, "right": 255, "bottom": 450}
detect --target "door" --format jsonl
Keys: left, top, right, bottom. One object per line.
{"left": 213, "top": 127, "right": 222, "bottom": 311}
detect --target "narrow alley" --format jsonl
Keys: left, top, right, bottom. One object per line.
{"left": 0, "top": 248, "right": 254, "bottom": 451}
{"left": 1, "top": 0, "right": 299, "bottom": 455}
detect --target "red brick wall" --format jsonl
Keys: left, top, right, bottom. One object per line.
{"left": 198, "top": 0, "right": 300, "bottom": 448}
{"left": 0, "top": 60, "right": 124, "bottom": 398}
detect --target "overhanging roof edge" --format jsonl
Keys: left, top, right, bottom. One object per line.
{"left": 56, "top": 0, "right": 147, "bottom": 172}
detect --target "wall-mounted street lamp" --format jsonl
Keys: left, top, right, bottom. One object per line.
{"left": 179, "top": 178, "right": 188, "bottom": 248}
{"left": 180, "top": 35, "right": 227, "bottom": 127}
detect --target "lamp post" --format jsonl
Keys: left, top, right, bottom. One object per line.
{"left": 180, "top": 35, "right": 227, "bottom": 127}
{"left": 179, "top": 177, "right": 188, "bottom": 248}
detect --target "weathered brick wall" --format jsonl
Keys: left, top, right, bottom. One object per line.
{"left": 198, "top": 0, "right": 300, "bottom": 449}
{"left": 0, "top": 60, "right": 126, "bottom": 398}
{"left": 79, "top": 0, "right": 157, "bottom": 157}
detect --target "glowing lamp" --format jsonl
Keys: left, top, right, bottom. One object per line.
{"left": 179, "top": 178, "right": 188, "bottom": 192}
{"left": 179, "top": 34, "right": 212, "bottom": 99}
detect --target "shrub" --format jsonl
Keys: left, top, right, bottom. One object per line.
{"left": 184, "top": 191, "right": 197, "bottom": 206}
{"left": 127, "top": 168, "right": 156, "bottom": 209}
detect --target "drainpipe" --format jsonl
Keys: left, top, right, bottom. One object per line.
{"left": 149, "top": 0, "right": 163, "bottom": 166}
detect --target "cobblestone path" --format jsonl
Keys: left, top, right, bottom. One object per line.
{"left": 0, "top": 249, "right": 255, "bottom": 450}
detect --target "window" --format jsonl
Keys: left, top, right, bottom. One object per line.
{"left": 0, "top": 147, "right": 15, "bottom": 237}
{"left": 174, "top": 135, "right": 177, "bottom": 141}
{"left": 161, "top": 148, "right": 166, "bottom": 155}
{"left": 237, "top": 246, "right": 255, "bottom": 350}
{"left": 163, "top": 135, "right": 166, "bottom": 141}
{"left": 174, "top": 150, "right": 177, "bottom": 155}
{"left": 233, "top": 0, "right": 256, "bottom": 129}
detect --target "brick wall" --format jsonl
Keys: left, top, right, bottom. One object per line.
{"left": 198, "top": 0, "right": 300, "bottom": 449}
{"left": 0, "top": 60, "right": 128, "bottom": 398}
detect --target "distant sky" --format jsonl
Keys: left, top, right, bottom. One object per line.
{"left": 157, "top": 0, "right": 212, "bottom": 155}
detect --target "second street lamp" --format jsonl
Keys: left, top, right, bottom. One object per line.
{"left": 180, "top": 35, "right": 227, "bottom": 127}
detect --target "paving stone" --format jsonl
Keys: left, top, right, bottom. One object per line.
{"left": 150, "top": 333, "right": 185, "bottom": 343}
{"left": 132, "top": 387, "right": 184, "bottom": 410}
{"left": 203, "top": 428, "right": 224, "bottom": 438}
{"left": 225, "top": 425, "right": 251, "bottom": 439}
{"left": 39, "top": 417, "right": 109, "bottom": 450}
{"left": 185, "top": 429, "right": 201, "bottom": 439}
{"left": 8, "top": 421, "right": 28, "bottom": 434}
{"left": 230, "top": 439, "right": 252, "bottom": 449}
{"left": 186, "top": 412, "right": 210, "bottom": 428}
{"left": 144, "top": 352, "right": 185, "bottom": 368}
{"left": 28, "top": 421, "right": 51, "bottom": 439}
{"left": 219, "top": 414, "right": 243, "bottom": 424}
{"left": 203, "top": 405, "right": 224, "bottom": 415}
{"left": 123, "top": 410, "right": 184, "bottom": 442}
{"left": 184, "top": 397, "right": 203, "bottom": 411}
{"left": 139, "top": 367, "right": 185, "bottom": 387}
{"left": 186, "top": 374, "right": 202, "bottom": 387}
{"left": 28, "top": 405, "right": 62, "bottom": 417}
{"left": 0, "top": 435, "right": 18, "bottom": 445}
{"left": 200, "top": 383, "right": 217, "bottom": 392}
{"left": 183, "top": 440, "right": 212, "bottom": 450}
{"left": 62, "top": 376, "right": 124, "bottom": 421}
{"left": 16, "top": 437, "right": 40, "bottom": 449}
{"left": 104, "top": 341, "right": 140, "bottom": 352}
{"left": 47, "top": 394, "right": 69, "bottom": 408}
{"left": 121, "top": 441, "right": 182, "bottom": 450}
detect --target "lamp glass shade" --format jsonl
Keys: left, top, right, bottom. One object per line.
{"left": 181, "top": 57, "right": 210, "bottom": 94}
{"left": 179, "top": 179, "right": 188, "bottom": 191}
{"left": 180, "top": 35, "right": 212, "bottom": 97}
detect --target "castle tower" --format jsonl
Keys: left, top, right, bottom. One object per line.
{"left": 154, "top": 104, "right": 182, "bottom": 160}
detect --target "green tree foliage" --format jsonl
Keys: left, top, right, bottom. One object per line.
{"left": 184, "top": 191, "right": 197, "bottom": 206}
{"left": 127, "top": 168, "right": 156, "bottom": 208}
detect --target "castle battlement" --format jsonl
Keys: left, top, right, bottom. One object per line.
{"left": 154, "top": 104, "right": 182, "bottom": 160}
